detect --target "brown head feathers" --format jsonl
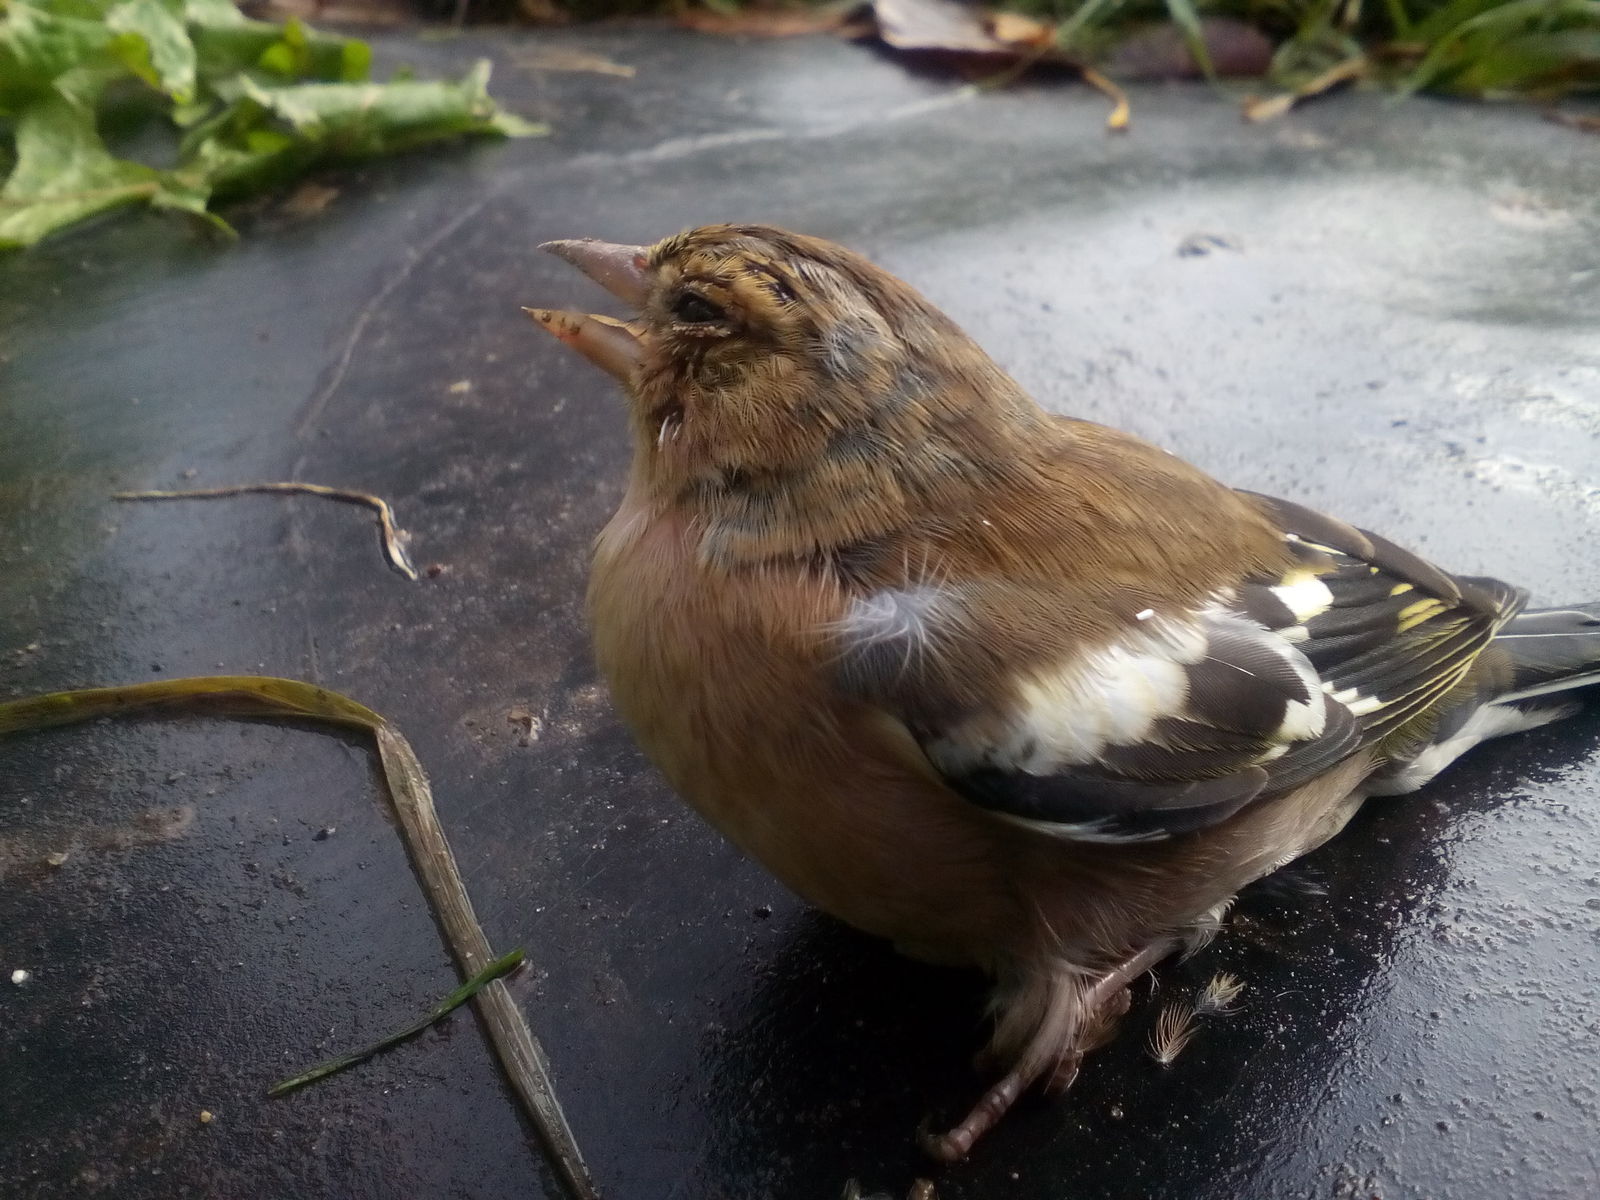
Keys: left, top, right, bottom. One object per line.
{"left": 617, "top": 225, "right": 1058, "bottom": 564}
{"left": 540, "top": 224, "right": 1283, "bottom": 601}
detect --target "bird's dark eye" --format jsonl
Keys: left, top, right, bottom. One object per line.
{"left": 672, "top": 291, "right": 724, "bottom": 324}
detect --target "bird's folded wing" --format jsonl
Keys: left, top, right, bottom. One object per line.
{"left": 828, "top": 493, "right": 1523, "bottom": 842}
{"left": 1236, "top": 493, "right": 1524, "bottom": 746}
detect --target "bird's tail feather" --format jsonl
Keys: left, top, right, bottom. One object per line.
{"left": 1493, "top": 603, "right": 1600, "bottom": 704}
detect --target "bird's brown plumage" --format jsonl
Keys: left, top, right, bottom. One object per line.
{"left": 529, "top": 223, "right": 1597, "bottom": 1161}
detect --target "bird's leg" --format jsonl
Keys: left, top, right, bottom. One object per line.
{"left": 922, "top": 939, "right": 1178, "bottom": 1163}
{"left": 1080, "top": 939, "right": 1174, "bottom": 1028}
{"left": 919, "top": 1063, "right": 1038, "bottom": 1164}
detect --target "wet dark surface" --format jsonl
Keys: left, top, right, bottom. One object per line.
{"left": 4, "top": 27, "right": 1600, "bottom": 1200}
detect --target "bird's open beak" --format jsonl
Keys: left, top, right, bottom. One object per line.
{"left": 540, "top": 239, "right": 651, "bottom": 306}
{"left": 522, "top": 309, "right": 646, "bottom": 381}
{"left": 527, "top": 239, "right": 653, "bottom": 381}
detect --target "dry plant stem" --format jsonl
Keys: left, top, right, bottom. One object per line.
{"left": 1242, "top": 55, "right": 1368, "bottom": 122}
{"left": 922, "top": 937, "right": 1177, "bottom": 1162}
{"left": 1080, "top": 65, "right": 1131, "bottom": 131}
{"left": 113, "top": 483, "right": 419, "bottom": 581}
{"left": 0, "top": 677, "right": 598, "bottom": 1200}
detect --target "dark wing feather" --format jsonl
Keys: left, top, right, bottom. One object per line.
{"left": 1237, "top": 493, "right": 1525, "bottom": 757}
{"left": 833, "top": 590, "right": 1360, "bottom": 842}
{"left": 831, "top": 492, "right": 1524, "bottom": 842}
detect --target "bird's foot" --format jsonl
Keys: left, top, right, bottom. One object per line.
{"left": 919, "top": 1066, "right": 1035, "bottom": 1164}
{"left": 922, "top": 940, "right": 1177, "bottom": 1162}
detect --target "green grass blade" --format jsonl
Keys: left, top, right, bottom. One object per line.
{"left": 1383, "top": 0, "right": 1414, "bottom": 37}
{"left": 1163, "top": 0, "right": 1216, "bottom": 80}
{"left": 1404, "top": 0, "right": 1600, "bottom": 94}
{"left": 1056, "top": 0, "right": 1128, "bottom": 52}
{"left": 268, "top": 949, "right": 526, "bottom": 1097}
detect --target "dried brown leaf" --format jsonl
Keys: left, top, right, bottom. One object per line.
{"left": 986, "top": 11, "right": 1054, "bottom": 49}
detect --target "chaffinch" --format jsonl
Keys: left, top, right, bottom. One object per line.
{"left": 526, "top": 225, "right": 1600, "bottom": 1160}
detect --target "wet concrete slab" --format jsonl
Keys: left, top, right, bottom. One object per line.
{"left": 3, "top": 25, "right": 1599, "bottom": 1200}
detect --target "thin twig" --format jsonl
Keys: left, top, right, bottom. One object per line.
{"left": 1080, "top": 66, "right": 1131, "bottom": 132}
{"left": 0, "top": 677, "right": 598, "bottom": 1200}
{"left": 113, "top": 483, "right": 419, "bottom": 581}
{"left": 269, "top": 949, "right": 526, "bottom": 1096}
{"left": 1242, "top": 56, "right": 1368, "bottom": 123}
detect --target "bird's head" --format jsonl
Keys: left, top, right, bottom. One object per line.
{"left": 529, "top": 224, "right": 1045, "bottom": 563}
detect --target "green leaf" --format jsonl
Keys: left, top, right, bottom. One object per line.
{"left": 107, "top": 0, "right": 195, "bottom": 101}
{"left": 3, "top": 3, "right": 537, "bottom": 250}
{"left": 177, "top": 93, "right": 312, "bottom": 197}
{"left": 180, "top": 0, "right": 246, "bottom": 27}
{"left": 339, "top": 37, "right": 370, "bottom": 82}
{"left": 255, "top": 38, "right": 296, "bottom": 76}
{"left": 233, "top": 59, "right": 536, "bottom": 158}
{"left": 256, "top": 15, "right": 310, "bottom": 77}
{"left": 488, "top": 109, "right": 547, "bottom": 138}
{"left": 0, "top": 1, "right": 115, "bottom": 112}
{"left": 190, "top": 13, "right": 367, "bottom": 85}
{"left": 0, "top": 68, "right": 208, "bottom": 248}
{"left": 170, "top": 95, "right": 213, "bottom": 126}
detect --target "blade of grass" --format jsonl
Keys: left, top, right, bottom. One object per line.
{"left": 1452, "top": 29, "right": 1600, "bottom": 94}
{"left": 1411, "top": 0, "right": 1528, "bottom": 43}
{"left": 1403, "top": 0, "right": 1600, "bottom": 95}
{"left": 1292, "top": 0, "right": 1345, "bottom": 45}
{"left": 1163, "top": 0, "right": 1216, "bottom": 80}
{"left": 1055, "top": 0, "right": 1126, "bottom": 53}
{"left": 1383, "top": 0, "right": 1415, "bottom": 37}
{"left": 269, "top": 949, "right": 526, "bottom": 1096}
{"left": 0, "top": 676, "right": 598, "bottom": 1200}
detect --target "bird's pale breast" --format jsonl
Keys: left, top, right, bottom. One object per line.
{"left": 587, "top": 496, "right": 1028, "bottom": 968}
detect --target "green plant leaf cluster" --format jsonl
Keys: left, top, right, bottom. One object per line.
{"left": 0, "top": 0, "right": 545, "bottom": 249}
{"left": 1014, "top": 0, "right": 1600, "bottom": 97}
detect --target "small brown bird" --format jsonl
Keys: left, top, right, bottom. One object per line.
{"left": 527, "top": 225, "right": 1600, "bottom": 1160}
